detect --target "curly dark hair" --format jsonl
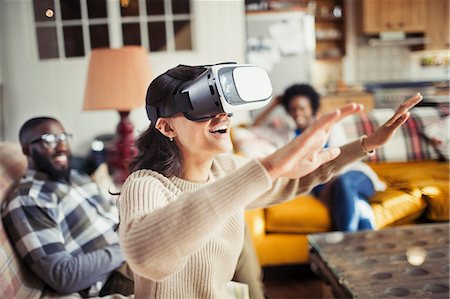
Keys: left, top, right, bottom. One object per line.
{"left": 129, "top": 65, "right": 206, "bottom": 177}
{"left": 280, "top": 84, "right": 320, "bottom": 116}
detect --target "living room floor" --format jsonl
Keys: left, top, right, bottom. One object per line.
{"left": 263, "top": 265, "right": 334, "bottom": 299}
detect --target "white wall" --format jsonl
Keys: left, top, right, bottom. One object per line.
{"left": 1, "top": 0, "right": 7, "bottom": 140}
{"left": 1, "top": 0, "right": 246, "bottom": 156}
{"left": 343, "top": 0, "right": 357, "bottom": 85}
{"left": 0, "top": 5, "right": 3, "bottom": 85}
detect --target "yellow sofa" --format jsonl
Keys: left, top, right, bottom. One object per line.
{"left": 233, "top": 107, "right": 449, "bottom": 266}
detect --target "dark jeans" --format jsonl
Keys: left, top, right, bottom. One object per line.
{"left": 316, "top": 171, "right": 376, "bottom": 232}
{"left": 98, "top": 263, "right": 134, "bottom": 297}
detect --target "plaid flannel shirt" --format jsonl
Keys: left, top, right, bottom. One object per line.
{"left": 1, "top": 169, "right": 121, "bottom": 292}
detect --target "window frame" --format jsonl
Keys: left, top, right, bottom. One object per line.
{"left": 119, "top": 0, "right": 193, "bottom": 52}
{"left": 32, "top": 0, "right": 194, "bottom": 61}
{"left": 33, "top": 0, "right": 110, "bottom": 60}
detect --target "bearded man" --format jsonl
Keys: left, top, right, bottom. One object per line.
{"left": 1, "top": 117, "right": 133, "bottom": 297}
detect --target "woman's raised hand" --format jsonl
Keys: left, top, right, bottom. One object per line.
{"left": 362, "top": 93, "right": 423, "bottom": 152}
{"left": 259, "top": 103, "right": 363, "bottom": 180}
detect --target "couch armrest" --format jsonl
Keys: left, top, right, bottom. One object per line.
{"left": 0, "top": 143, "right": 27, "bottom": 203}
{"left": 245, "top": 209, "right": 267, "bottom": 241}
{"left": 245, "top": 207, "right": 314, "bottom": 266}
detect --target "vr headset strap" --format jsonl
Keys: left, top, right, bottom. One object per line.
{"left": 146, "top": 92, "right": 193, "bottom": 127}
{"left": 172, "top": 92, "right": 193, "bottom": 112}
{"left": 146, "top": 105, "right": 159, "bottom": 128}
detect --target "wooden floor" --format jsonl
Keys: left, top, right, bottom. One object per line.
{"left": 262, "top": 265, "right": 334, "bottom": 299}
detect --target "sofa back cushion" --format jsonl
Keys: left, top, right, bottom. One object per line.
{"left": 0, "top": 142, "right": 44, "bottom": 298}
{"left": 265, "top": 195, "right": 331, "bottom": 234}
{"left": 232, "top": 107, "right": 446, "bottom": 163}
{"left": 0, "top": 143, "right": 26, "bottom": 203}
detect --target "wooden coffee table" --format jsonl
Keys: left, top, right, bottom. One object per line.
{"left": 308, "top": 223, "right": 449, "bottom": 298}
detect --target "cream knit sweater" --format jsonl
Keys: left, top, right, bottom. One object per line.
{"left": 118, "top": 140, "right": 366, "bottom": 298}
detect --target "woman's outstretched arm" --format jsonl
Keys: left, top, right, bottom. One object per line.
{"left": 259, "top": 93, "right": 422, "bottom": 181}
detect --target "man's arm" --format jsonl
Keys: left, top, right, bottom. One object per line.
{"left": 252, "top": 95, "right": 281, "bottom": 127}
{"left": 30, "top": 244, "right": 124, "bottom": 294}
{"left": 2, "top": 193, "right": 124, "bottom": 294}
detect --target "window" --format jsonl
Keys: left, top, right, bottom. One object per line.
{"left": 33, "top": 0, "right": 192, "bottom": 60}
{"left": 120, "top": 0, "right": 192, "bottom": 52}
{"left": 33, "top": 0, "right": 110, "bottom": 59}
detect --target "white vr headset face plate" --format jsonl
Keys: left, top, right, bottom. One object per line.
{"left": 211, "top": 64, "right": 273, "bottom": 113}
{"left": 232, "top": 67, "right": 272, "bottom": 102}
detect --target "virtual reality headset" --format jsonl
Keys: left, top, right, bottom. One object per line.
{"left": 146, "top": 63, "right": 273, "bottom": 125}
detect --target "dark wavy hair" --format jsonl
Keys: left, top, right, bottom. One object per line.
{"left": 129, "top": 65, "right": 206, "bottom": 177}
{"left": 280, "top": 84, "right": 320, "bottom": 116}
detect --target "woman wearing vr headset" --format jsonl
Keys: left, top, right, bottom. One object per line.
{"left": 118, "top": 64, "right": 422, "bottom": 298}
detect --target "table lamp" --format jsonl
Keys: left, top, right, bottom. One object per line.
{"left": 83, "top": 46, "right": 152, "bottom": 184}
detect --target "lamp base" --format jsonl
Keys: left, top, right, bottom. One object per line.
{"left": 107, "top": 111, "right": 137, "bottom": 185}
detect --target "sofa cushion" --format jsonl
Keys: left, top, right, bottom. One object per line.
{"left": 369, "top": 160, "right": 449, "bottom": 223}
{"left": 0, "top": 143, "right": 27, "bottom": 202}
{"left": 417, "top": 180, "right": 450, "bottom": 221}
{"left": 370, "top": 187, "right": 427, "bottom": 229}
{"left": 264, "top": 187, "right": 427, "bottom": 233}
{"left": 368, "top": 160, "right": 449, "bottom": 185}
{"left": 265, "top": 195, "right": 331, "bottom": 234}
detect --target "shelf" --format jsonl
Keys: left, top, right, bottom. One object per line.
{"left": 316, "top": 56, "right": 344, "bottom": 61}
{"left": 246, "top": 8, "right": 310, "bottom": 21}
{"left": 316, "top": 37, "right": 343, "bottom": 41}
{"left": 314, "top": 0, "right": 345, "bottom": 60}
{"left": 315, "top": 17, "right": 343, "bottom": 22}
{"left": 245, "top": 7, "right": 308, "bottom": 15}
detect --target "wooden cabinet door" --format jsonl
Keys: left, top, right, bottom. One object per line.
{"left": 319, "top": 94, "right": 374, "bottom": 113}
{"left": 380, "top": 0, "right": 403, "bottom": 31}
{"left": 402, "top": 0, "right": 427, "bottom": 32}
{"left": 362, "top": 0, "right": 426, "bottom": 33}
{"left": 381, "top": 0, "right": 426, "bottom": 32}
{"left": 426, "top": 0, "right": 450, "bottom": 50}
{"left": 362, "top": 0, "right": 383, "bottom": 33}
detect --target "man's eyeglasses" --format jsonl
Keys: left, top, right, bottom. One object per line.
{"left": 29, "top": 133, "right": 72, "bottom": 149}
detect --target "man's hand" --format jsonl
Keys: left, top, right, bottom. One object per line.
{"left": 253, "top": 95, "right": 282, "bottom": 127}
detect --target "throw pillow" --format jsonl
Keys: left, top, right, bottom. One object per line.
{"left": 422, "top": 116, "right": 449, "bottom": 160}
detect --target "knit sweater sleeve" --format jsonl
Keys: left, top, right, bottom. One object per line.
{"left": 118, "top": 159, "right": 273, "bottom": 281}
{"left": 246, "top": 138, "right": 368, "bottom": 209}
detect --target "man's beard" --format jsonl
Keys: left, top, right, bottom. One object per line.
{"left": 31, "top": 150, "right": 71, "bottom": 181}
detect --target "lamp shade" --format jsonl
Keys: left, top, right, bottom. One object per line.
{"left": 83, "top": 46, "right": 152, "bottom": 111}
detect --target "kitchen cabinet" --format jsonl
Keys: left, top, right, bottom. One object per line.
{"left": 319, "top": 92, "right": 374, "bottom": 113}
{"left": 426, "top": 0, "right": 450, "bottom": 50}
{"left": 361, "top": 0, "right": 427, "bottom": 34}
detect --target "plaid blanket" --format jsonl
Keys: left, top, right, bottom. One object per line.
{"left": 340, "top": 107, "right": 447, "bottom": 163}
